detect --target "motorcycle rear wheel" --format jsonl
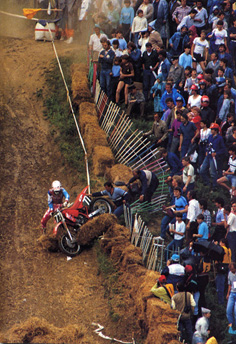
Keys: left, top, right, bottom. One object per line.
{"left": 58, "top": 226, "right": 81, "bottom": 257}
{"left": 90, "top": 198, "right": 112, "bottom": 214}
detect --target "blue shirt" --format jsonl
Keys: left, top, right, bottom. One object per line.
{"left": 166, "top": 152, "right": 183, "bottom": 176}
{"left": 112, "top": 65, "right": 121, "bottom": 77}
{"left": 179, "top": 121, "right": 197, "bottom": 142}
{"left": 175, "top": 196, "right": 188, "bottom": 219}
{"left": 179, "top": 53, "right": 193, "bottom": 69}
{"left": 119, "top": 6, "right": 134, "bottom": 25}
{"left": 198, "top": 221, "right": 209, "bottom": 241}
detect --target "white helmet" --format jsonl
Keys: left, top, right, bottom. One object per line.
{"left": 52, "top": 180, "right": 61, "bottom": 194}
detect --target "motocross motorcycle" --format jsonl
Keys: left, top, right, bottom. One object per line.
{"left": 53, "top": 186, "right": 112, "bottom": 257}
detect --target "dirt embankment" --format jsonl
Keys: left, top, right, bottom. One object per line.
{"left": 0, "top": 5, "right": 180, "bottom": 343}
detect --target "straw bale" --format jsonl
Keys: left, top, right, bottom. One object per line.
{"left": 71, "top": 64, "right": 92, "bottom": 104}
{"left": 71, "top": 63, "right": 89, "bottom": 75}
{"left": 76, "top": 213, "right": 118, "bottom": 246}
{"left": 79, "top": 102, "right": 97, "bottom": 117}
{"left": 84, "top": 125, "right": 109, "bottom": 155}
{"left": 4, "top": 316, "right": 93, "bottom": 344}
{"left": 37, "top": 234, "right": 58, "bottom": 252}
{"left": 119, "top": 244, "right": 143, "bottom": 268}
{"left": 105, "top": 164, "right": 133, "bottom": 185}
{"left": 78, "top": 114, "right": 98, "bottom": 135}
{"left": 93, "top": 146, "right": 115, "bottom": 176}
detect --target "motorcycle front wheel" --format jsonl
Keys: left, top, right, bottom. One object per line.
{"left": 90, "top": 198, "right": 112, "bottom": 214}
{"left": 58, "top": 226, "right": 81, "bottom": 257}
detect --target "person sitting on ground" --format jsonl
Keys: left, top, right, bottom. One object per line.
{"left": 128, "top": 169, "right": 159, "bottom": 203}
{"left": 126, "top": 84, "right": 145, "bottom": 118}
{"left": 91, "top": 182, "right": 129, "bottom": 218}
{"left": 143, "top": 112, "right": 168, "bottom": 148}
{"left": 151, "top": 275, "right": 174, "bottom": 305}
{"left": 192, "top": 307, "right": 211, "bottom": 344}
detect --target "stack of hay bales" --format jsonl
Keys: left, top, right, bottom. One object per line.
{"left": 71, "top": 64, "right": 115, "bottom": 176}
{"left": 71, "top": 63, "right": 92, "bottom": 106}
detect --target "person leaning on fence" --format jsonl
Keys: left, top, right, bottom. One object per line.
{"left": 128, "top": 169, "right": 159, "bottom": 203}
{"left": 91, "top": 181, "right": 129, "bottom": 218}
{"left": 161, "top": 254, "right": 185, "bottom": 290}
{"left": 171, "top": 281, "right": 196, "bottom": 344}
{"left": 150, "top": 275, "right": 174, "bottom": 305}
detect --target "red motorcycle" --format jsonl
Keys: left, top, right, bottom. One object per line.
{"left": 52, "top": 186, "right": 112, "bottom": 256}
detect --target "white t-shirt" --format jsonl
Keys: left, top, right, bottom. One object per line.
{"left": 188, "top": 94, "right": 202, "bottom": 108}
{"left": 200, "top": 128, "right": 211, "bottom": 142}
{"left": 183, "top": 163, "right": 196, "bottom": 184}
{"left": 228, "top": 155, "right": 236, "bottom": 173}
{"left": 193, "top": 37, "right": 209, "bottom": 56}
{"left": 89, "top": 33, "right": 108, "bottom": 52}
{"left": 174, "top": 221, "right": 186, "bottom": 240}
{"left": 227, "top": 212, "right": 236, "bottom": 232}
{"left": 212, "top": 28, "right": 227, "bottom": 45}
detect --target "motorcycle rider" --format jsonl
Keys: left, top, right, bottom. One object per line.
{"left": 91, "top": 182, "right": 129, "bottom": 218}
{"left": 128, "top": 169, "right": 159, "bottom": 202}
{"left": 41, "top": 180, "right": 70, "bottom": 234}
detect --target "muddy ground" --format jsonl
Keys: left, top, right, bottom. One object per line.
{"left": 0, "top": 3, "right": 141, "bottom": 343}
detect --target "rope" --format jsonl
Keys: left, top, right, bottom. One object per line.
{"left": 0, "top": 9, "right": 91, "bottom": 193}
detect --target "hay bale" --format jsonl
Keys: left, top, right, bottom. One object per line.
{"left": 93, "top": 146, "right": 115, "bottom": 176}
{"left": 71, "top": 65, "right": 92, "bottom": 105}
{"left": 4, "top": 317, "right": 93, "bottom": 344}
{"left": 76, "top": 213, "right": 118, "bottom": 246}
{"left": 37, "top": 234, "right": 58, "bottom": 252}
{"left": 84, "top": 125, "right": 109, "bottom": 155}
{"left": 105, "top": 164, "right": 133, "bottom": 185}
{"left": 119, "top": 245, "right": 143, "bottom": 268}
{"left": 78, "top": 114, "right": 98, "bottom": 135}
{"left": 71, "top": 63, "right": 89, "bottom": 74}
{"left": 79, "top": 102, "right": 97, "bottom": 117}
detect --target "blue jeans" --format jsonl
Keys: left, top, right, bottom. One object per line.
{"left": 165, "top": 238, "right": 184, "bottom": 261}
{"left": 100, "top": 69, "right": 111, "bottom": 96}
{"left": 178, "top": 317, "right": 193, "bottom": 343}
{"left": 200, "top": 155, "right": 218, "bottom": 188}
{"left": 161, "top": 215, "right": 176, "bottom": 239}
{"left": 113, "top": 205, "right": 124, "bottom": 218}
{"left": 215, "top": 273, "right": 226, "bottom": 305}
{"left": 143, "top": 69, "right": 155, "bottom": 102}
{"left": 226, "top": 292, "right": 236, "bottom": 326}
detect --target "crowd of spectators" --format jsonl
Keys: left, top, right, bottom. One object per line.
{"left": 86, "top": 0, "right": 236, "bottom": 342}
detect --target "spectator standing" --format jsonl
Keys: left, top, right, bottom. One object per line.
{"left": 211, "top": 197, "right": 226, "bottom": 243}
{"left": 137, "top": 0, "right": 154, "bottom": 23}
{"left": 156, "top": 50, "right": 171, "bottom": 81}
{"left": 142, "top": 42, "right": 159, "bottom": 102}
{"left": 168, "top": 0, "right": 181, "bottom": 36}
{"left": 182, "top": 157, "right": 196, "bottom": 194}
{"left": 115, "top": 54, "right": 134, "bottom": 106}
{"left": 192, "top": 308, "right": 211, "bottom": 344}
{"left": 193, "top": 0, "right": 208, "bottom": 35}
{"left": 199, "top": 199, "right": 211, "bottom": 234}
{"left": 127, "top": 42, "right": 142, "bottom": 82}
{"left": 179, "top": 44, "right": 193, "bottom": 69}
{"left": 206, "top": 52, "right": 220, "bottom": 74}
{"left": 186, "top": 189, "right": 201, "bottom": 244}
{"left": 191, "top": 29, "right": 209, "bottom": 72}
{"left": 172, "top": 0, "right": 191, "bottom": 27}
{"left": 226, "top": 262, "right": 236, "bottom": 335}
{"left": 161, "top": 82, "right": 186, "bottom": 111}
{"left": 150, "top": 74, "right": 166, "bottom": 113}
{"left": 169, "top": 26, "right": 190, "bottom": 59}
{"left": 98, "top": 40, "right": 115, "bottom": 97}
{"left": 147, "top": 23, "right": 163, "bottom": 50}
{"left": 131, "top": 9, "right": 148, "bottom": 47}
{"left": 179, "top": 112, "right": 198, "bottom": 158}
{"left": 143, "top": 112, "right": 168, "bottom": 147}
{"left": 89, "top": 25, "right": 108, "bottom": 61}
{"left": 226, "top": 202, "right": 236, "bottom": 263}
{"left": 171, "top": 281, "right": 196, "bottom": 344}
{"left": 199, "top": 123, "right": 226, "bottom": 191}
{"left": 193, "top": 213, "right": 209, "bottom": 242}
{"left": 152, "top": 0, "right": 169, "bottom": 47}
{"left": 228, "top": 18, "right": 236, "bottom": 73}
{"left": 200, "top": 96, "right": 216, "bottom": 127}
{"left": 165, "top": 212, "right": 186, "bottom": 261}
{"left": 119, "top": 0, "right": 134, "bottom": 42}
{"left": 198, "top": 120, "right": 212, "bottom": 168}
{"left": 177, "top": 8, "right": 198, "bottom": 31}
{"left": 215, "top": 237, "right": 231, "bottom": 305}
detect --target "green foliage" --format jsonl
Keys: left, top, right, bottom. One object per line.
{"left": 43, "top": 57, "right": 85, "bottom": 173}
{"left": 95, "top": 242, "right": 122, "bottom": 322}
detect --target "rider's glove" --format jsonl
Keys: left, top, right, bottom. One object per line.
{"left": 63, "top": 201, "right": 68, "bottom": 207}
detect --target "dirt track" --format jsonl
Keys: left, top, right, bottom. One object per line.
{"left": 0, "top": 8, "right": 136, "bottom": 343}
